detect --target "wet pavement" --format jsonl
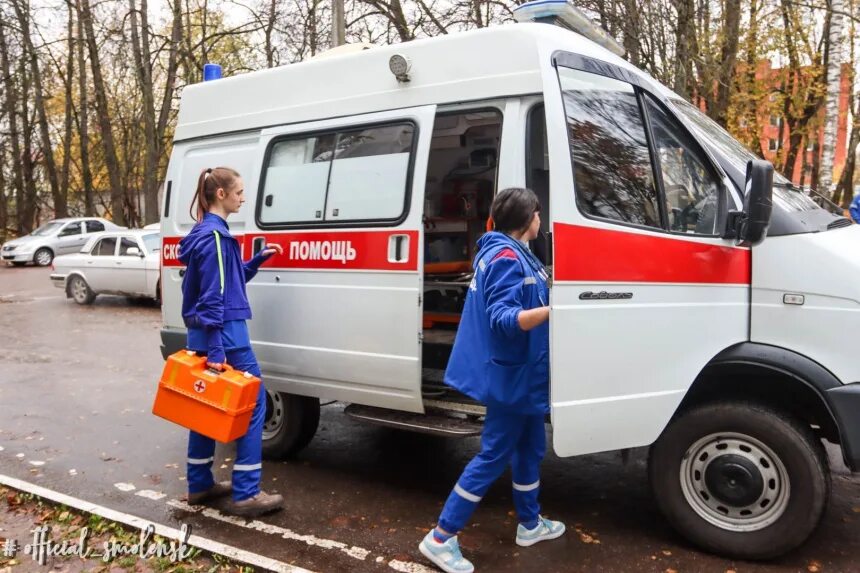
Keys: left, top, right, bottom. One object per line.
{"left": 1, "top": 264, "right": 859, "bottom": 573}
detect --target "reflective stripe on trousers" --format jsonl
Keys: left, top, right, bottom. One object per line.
{"left": 186, "top": 346, "right": 267, "bottom": 502}
{"left": 438, "top": 409, "right": 546, "bottom": 534}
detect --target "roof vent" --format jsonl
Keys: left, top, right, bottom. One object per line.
{"left": 513, "top": 0, "right": 626, "bottom": 58}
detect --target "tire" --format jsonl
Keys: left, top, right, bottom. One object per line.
{"left": 261, "top": 391, "right": 320, "bottom": 459}
{"left": 649, "top": 401, "right": 830, "bottom": 560}
{"left": 68, "top": 275, "right": 96, "bottom": 305}
{"left": 34, "top": 248, "right": 53, "bottom": 267}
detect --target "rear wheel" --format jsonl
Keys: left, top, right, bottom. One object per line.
{"left": 34, "top": 248, "right": 53, "bottom": 267}
{"left": 68, "top": 275, "right": 96, "bottom": 305}
{"left": 261, "top": 391, "right": 320, "bottom": 459}
{"left": 649, "top": 401, "right": 829, "bottom": 559}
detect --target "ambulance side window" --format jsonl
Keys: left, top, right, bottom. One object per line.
{"left": 558, "top": 67, "right": 661, "bottom": 229}
{"left": 259, "top": 135, "right": 335, "bottom": 224}
{"left": 259, "top": 123, "right": 415, "bottom": 226}
{"left": 327, "top": 125, "right": 414, "bottom": 221}
{"left": 643, "top": 94, "right": 722, "bottom": 235}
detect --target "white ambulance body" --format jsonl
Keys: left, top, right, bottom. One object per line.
{"left": 160, "top": 18, "right": 860, "bottom": 559}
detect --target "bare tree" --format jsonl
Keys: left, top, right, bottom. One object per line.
{"left": 819, "top": 0, "right": 846, "bottom": 194}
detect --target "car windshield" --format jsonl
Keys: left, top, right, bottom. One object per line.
{"left": 142, "top": 233, "right": 161, "bottom": 253}
{"left": 31, "top": 222, "right": 64, "bottom": 236}
{"left": 669, "top": 99, "right": 825, "bottom": 213}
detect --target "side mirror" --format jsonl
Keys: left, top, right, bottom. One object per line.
{"left": 126, "top": 247, "right": 142, "bottom": 257}
{"left": 724, "top": 159, "right": 773, "bottom": 246}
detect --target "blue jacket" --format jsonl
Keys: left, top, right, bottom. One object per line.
{"left": 850, "top": 194, "right": 860, "bottom": 224}
{"left": 444, "top": 232, "right": 550, "bottom": 415}
{"left": 179, "top": 213, "right": 269, "bottom": 362}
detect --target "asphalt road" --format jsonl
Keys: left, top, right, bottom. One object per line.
{"left": 1, "top": 264, "right": 858, "bottom": 573}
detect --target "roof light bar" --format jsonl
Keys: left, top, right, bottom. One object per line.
{"left": 513, "top": 0, "right": 626, "bottom": 58}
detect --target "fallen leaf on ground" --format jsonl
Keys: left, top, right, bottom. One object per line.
{"left": 662, "top": 550, "right": 672, "bottom": 556}
{"left": 578, "top": 533, "right": 595, "bottom": 544}
{"left": 808, "top": 561, "right": 822, "bottom": 572}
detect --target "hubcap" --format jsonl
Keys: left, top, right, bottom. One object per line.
{"left": 262, "top": 390, "right": 284, "bottom": 439}
{"left": 36, "top": 250, "right": 51, "bottom": 265}
{"left": 680, "top": 432, "right": 790, "bottom": 532}
{"left": 72, "top": 278, "right": 87, "bottom": 302}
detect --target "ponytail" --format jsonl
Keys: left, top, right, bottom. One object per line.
{"left": 189, "top": 166, "right": 241, "bottom": 221}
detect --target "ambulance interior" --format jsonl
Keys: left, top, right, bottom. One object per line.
{"left": 421, "top": 106, "right": 550, "bottom": 404}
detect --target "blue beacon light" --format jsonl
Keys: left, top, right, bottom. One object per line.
{"left": 203, "top": 63, "right": 223, "bottom": 82}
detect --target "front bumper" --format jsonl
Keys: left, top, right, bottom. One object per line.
{"left": 826, "top": 382, "right": 860, "bottom": 471}
{"left": 2, "top": 251, "right": 33, "bottom": 262}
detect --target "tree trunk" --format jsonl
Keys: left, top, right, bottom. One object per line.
{"left": 128, "top": 0, "right": 159, "bottom": 224}
{"left": 19, "top": 58, "right": 39, "bottom": 232}
{"left": 0, "top": 17, "right": 28, "bottom": 234}
{"left": 13, "top": 0, "right": 66, "bottom": 218}
{"left": 76, "top": 0, "right": 95, "bottom": 216}
{"left": 818, "top": 0, "right": 845, "bottom": 195}
{"left": 835, "top": 87, "right": 859, "bottom": 206}
{"left": 714, "top": 0, "right": 742, "bottom": 127}
{"left": 79, "top": 0, "right": 126, "bottom": 225}
{"left": 623, "top": 0, "right": 640, "bottom": 66}
{"left": 60, "top": 1, "right": 75, "bottom": 209}
{"left": 672, "top": 0, "right": 695, "bottom": 98}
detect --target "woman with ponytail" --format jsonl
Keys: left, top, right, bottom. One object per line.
{"left": 177, "top": 166, "right": 285, "bottom": 517}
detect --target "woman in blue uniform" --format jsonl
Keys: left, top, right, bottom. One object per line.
{"left": 419, "top": 188, "right": 564, "bottom": 573}
{"left": 178, "top": 166, "right": 284, "bottom": 517}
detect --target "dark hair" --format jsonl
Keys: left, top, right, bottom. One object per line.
{"left": 490, "top": 187, "right": 540, "bottom": 234}
{"left": 189, "top": 167, "right": 241, "bottom": 221}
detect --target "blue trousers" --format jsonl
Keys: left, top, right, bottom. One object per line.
{"left": 186, "top": 347, "right": 267, "bottom": 502}
{"left": 438, "top": 408, "right": 546, "bottom": 534}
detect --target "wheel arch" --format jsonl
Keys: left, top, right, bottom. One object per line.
{"left": 676, "top": 342, "right": 854, "bottom": 469}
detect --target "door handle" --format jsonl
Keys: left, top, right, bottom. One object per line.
{"left": 388, "top": 234, "right": 409, "bottom": 263}
{"left": 252, "top": 237, "right": 265, "bottom": 256}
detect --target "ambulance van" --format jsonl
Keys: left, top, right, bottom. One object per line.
{"left": 159, "top": 2, "right": 860, "bottom": 559}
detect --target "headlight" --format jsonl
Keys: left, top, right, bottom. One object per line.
{"left": 1, "top": 244, "right": 15, "bottom": 252}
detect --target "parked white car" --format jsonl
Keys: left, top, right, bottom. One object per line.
{"left": 1, "top": 217, "right": 125, "bottom": 267}
{"left": 51, "top": 229, "right": 161, "bottom": 304}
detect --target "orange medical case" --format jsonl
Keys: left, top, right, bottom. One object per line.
{"left": 152, "top": 350, "right": 261, "bottom": 442}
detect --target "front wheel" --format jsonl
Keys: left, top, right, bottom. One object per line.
{"left": 34, "top": 248, "right": 53, "bottom": 266}
{"left": 649, "top": 401, "right": 830, "bottom": 560}
{"left": 261, "top": 391, "right": 320, "bottom": 459}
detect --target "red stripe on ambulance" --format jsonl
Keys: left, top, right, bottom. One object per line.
{"left": 161, "top": 236, "right": 183, "bottom": 267}
{"left": 552, "top": 223, "right": 750, "bottom": 284}
{"left": 245, "top": 230, "right": 419, "bottom": 272}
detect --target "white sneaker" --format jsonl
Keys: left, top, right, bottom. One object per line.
{"left": 515, "top": 515, "right": 566, "bottom": 547}
{"left": 418, "top": 530, "right": 475, "bottom": 573}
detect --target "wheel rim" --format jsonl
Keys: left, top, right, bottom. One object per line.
{"left": 71, "top": 278, "right": 88, "bottom": 302}
{"left": 262, "top": 390, "right": 284, "bottom": 439}
{"left": 680, "top": 432, "right": 790, "bottom": 532}
{"left": 36, "top": 250, "right": 51, "bottom": 265}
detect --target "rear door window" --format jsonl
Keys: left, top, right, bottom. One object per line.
{"left": 93, "top": 237, "right": 117, "bottom": 256}
{"left": 86, "top": 220, "right": 105, "bottom": 233}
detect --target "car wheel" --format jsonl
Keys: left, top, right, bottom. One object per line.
{"left": 68, "top": 275, "right": 97, "bottom": 305}
{"left": 34, "top": 248, "right": 53, "bottom": 267}
{"left": 649, "top": 401, "right": 830, "bottom": 559}
{"left": 261, "top": 391, "right": 320, "bottom": 459}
